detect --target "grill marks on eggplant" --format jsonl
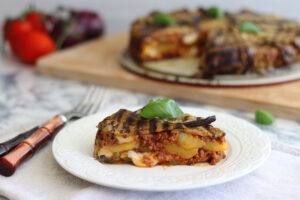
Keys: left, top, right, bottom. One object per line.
{"left": 123, "top": 111, "right": 138, "bottom": 133}
{"left": 162, "top": 121, "right": 170, "bottom": 130}
{"left": 99, "top": 109, "right": 216, "bottom": 135}
{"left": 201, "top": 12, "right": 300, "bottom": 77}
{"left": 115, "top": 109, "right": 126, "bottom": 122}
{"left": 149, "top": 118, "right": 158, "bottom": 133}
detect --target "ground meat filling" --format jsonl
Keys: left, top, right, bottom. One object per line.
{"left": 137, "top": 131, "right": 226, "bottom": 165}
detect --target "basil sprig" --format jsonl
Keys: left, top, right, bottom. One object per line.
{"left": 207, "top": 6, "right": 224, "bottom": 18}
{"left": 141, "top": 98, "right": 184, "bottom": 119}
{"left": 240, "top": 21, "right": 261, "bottom": 34}
{"left": 255, "top": 110, "right": 275, "bottom": 125}
{"left": 153, "top": 13, "right": 176, "bottom": 25}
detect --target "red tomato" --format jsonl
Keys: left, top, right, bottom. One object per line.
{"left": 6, "top": 20, "right": 33, "bottom": 54}
{"left": 25, "top": 12, "right": 46, "bottom": 32}
{"left": 16, "top": 31, "right": 55, "bottom": 64}
{"left": 6, "top": 20, "right": 33, "bottom": 39}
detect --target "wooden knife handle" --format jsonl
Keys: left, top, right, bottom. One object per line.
{"left": 0, "top": 115, "right": 67, "bottom": 177}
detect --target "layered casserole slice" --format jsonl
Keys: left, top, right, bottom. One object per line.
{"left": 94, "top": 109, "right": 227, "bottom": 167}
{"left": 129, "top": 8, "right": 300, "bottom": 78}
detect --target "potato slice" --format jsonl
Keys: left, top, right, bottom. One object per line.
{"left": 165, "top": 144, "right": 198, "bottom": 159}
{"left": 178, "top": 133, "right": 205, "bottom": 149}
{"left": 116, "top": 135, "right": 134, "bottom": 143}
{"left": 202, "top": 141, "right": 228, "bottom": 151}
{"left": 103, "top": 141, "right": 136, "bottom": 153}
{"left": 127, "top": 151, "right": 159, "bottom": 167}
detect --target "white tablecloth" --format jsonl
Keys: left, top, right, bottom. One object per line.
{"left": 0, "top": 146, "right": 299, "bottom": 200}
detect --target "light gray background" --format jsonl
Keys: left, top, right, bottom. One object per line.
{"left": 0, "top": 0, "right": 300, "bottom": 35}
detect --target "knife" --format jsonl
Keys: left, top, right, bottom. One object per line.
{"left": 0, "top": 127, "right": 39, "bottom": 157}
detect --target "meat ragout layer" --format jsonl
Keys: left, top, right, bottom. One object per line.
{"left": 137, "top": 131, "right": 226, "bottom": 165}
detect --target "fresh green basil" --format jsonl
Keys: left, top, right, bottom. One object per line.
{"left": 240, "top": 22, "right": 261, "bottom": 34}
{"left": 207, "top": 6, "right": 224, "bottom": 18}
{"left": 153, "top": 14, "right": 176, "bottom": 25}
{"left": 255, "top": 110, "right": 275, "bottom": 125}
{"left": 141, "top": 98, "right": 184, "bottom": 119}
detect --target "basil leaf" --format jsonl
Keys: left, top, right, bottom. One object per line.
{"left": 153, "top": 14, "right": 176, "bottom": 25}
{"left": 141, "top": 98, "right": 184, "bottom": 119}
{"left": 240, "top": 22, "right": 261, "bottom": 34}
{"left": 207, "top": 6, "right": 224, "bottom": 18}
{"left": 255, "top": 110, "right": 275, "bottom": 125}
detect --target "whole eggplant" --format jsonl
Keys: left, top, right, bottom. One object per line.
{"left": 45, "top": 8, "right": 105, "bottom": 49}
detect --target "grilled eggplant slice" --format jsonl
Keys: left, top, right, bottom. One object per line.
{"left": 94, "top": 109, "right": 227, "bottom": 167}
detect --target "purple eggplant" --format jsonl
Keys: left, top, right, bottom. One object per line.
{"left": 45, "top": 8, "right": 105, "bottom": 49}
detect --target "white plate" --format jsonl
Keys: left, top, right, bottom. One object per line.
{"left": 52, "top": 106, "right": 271, "bottom": 191}
{"left": 120, "top": 50, "right": 300, "bottom": 87}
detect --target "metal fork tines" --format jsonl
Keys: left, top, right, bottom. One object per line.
{"left": 0, "top": 85, "right": 106, "bottom": 177}
{"left": 64, "top": 86, "right": 106, "bottom": 121}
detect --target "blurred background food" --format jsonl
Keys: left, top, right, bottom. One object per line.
{"left": 2, "top": 5, "right": 104, "bottom": 64}
{"left": 46, "top": 8, "right": 104, "bottom": 49}
{"left": 1, "top": 0, "right": 300, "bottom": 35}
{"left": 1, "top": 0, "right": 300, "bottom": 65}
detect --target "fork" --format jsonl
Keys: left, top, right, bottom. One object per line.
{"left": 0, "top": 85, "right": 105, "bottom": 177}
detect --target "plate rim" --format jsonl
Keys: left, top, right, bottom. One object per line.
{"left": 119, "top": 49, "right": 300, "bottom": 87}
{"left": 52, "top": 106, "right": 271, "bottom": 191}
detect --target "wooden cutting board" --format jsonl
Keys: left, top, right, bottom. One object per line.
{"left": 37, "top": 33, "right": 300, "bottom": 120}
